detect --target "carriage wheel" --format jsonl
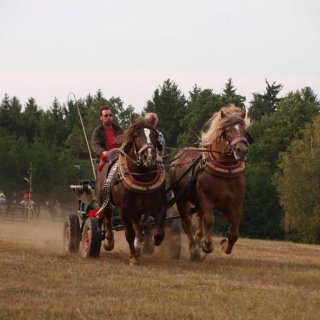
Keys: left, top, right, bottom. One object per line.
{"left": 159, "top": 220, "right": 181, "bottom": 259}
{"left": 81, "top": 218, "right": 101, "bottom": 258}
{"left": 63, "top": 214, "right": 81, "bottom": 253}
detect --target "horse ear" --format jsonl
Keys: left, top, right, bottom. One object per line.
{"left": 246, "top": 132, "right": 254, "bottom": 144}
{"left": 241, "top": 108, "right": 246, "bottom": 119}
{"left": 220, "top": 109, "right": 226, "bottom": 118}
{"left": 123, "top": 142, "right": 133, "bottom": 153}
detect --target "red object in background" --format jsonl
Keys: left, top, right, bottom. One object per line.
{"left": 22, "top": 192, "right": 29, "bottom": 202}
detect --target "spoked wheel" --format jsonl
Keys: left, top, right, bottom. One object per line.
{"left": 63, "top": 214, "right": 81, "bottom": 253}
{"left": 81, "top": 218, "right": 102, "bottom": 258}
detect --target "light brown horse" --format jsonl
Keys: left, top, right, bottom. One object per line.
{"left": 95, "top": 118, "right": 166, "bottom": 265}
{"left": 169, "top": 105, "right": 251, "bottom": 260}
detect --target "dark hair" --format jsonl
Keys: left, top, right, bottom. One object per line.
{"left": 100, "top": 106, "right": 112, "bottom": 116}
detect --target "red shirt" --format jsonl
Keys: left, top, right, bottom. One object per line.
{"left": 104, "top": 127, "right": 116, "bottom": 151}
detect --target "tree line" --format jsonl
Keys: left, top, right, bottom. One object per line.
{"left": 0, "top": 79, "right": 319, "bottom": 243}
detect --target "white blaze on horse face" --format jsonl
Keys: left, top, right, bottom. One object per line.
{"left": 230, "top": 124, "right": 241, "bottom": 160}
{"left": 143, "top": 128, "right": 153, "bottom": 163}
{"left": 233, "top": 123, "right": 247, "bottom": 160}
{"left": 144, "top": 128, "right": 151, "bottom": 144}
{"left": 234, "top": 124, "right": 241, "bottom": 136}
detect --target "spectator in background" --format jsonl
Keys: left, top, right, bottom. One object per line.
{"left": 20, "top": 191, "right": 29, "bottom": 206}
{"left": 145, "top": 112, "right": 165, "bottom": 157}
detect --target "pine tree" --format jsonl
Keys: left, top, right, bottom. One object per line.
{"left": 220, "top": 78, "right": 246, "bottom": 108}
{"left": 248, "top": 80, "right": 283, "bottom": 121}
{"left": 144, "top": 79, "right": 187, "bottom": 148}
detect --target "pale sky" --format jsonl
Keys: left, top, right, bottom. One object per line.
{"left": 1, "top": 0, "right": 319, "bottom": 112}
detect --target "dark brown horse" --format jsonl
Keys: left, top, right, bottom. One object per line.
{"left": 95, "top": 118, "right": 166, "bottom": 265}
{"left": 169, "top": 105, "right": 251, "bottom": 260}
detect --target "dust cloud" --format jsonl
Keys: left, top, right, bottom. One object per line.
{"left": 0, "top": 208, "right": 188, "bottom": 259}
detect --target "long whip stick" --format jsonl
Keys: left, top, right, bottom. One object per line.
{"left": 68, "top": 92, "right": 96, "bottom": 180}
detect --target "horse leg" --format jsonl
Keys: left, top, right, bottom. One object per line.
{"left": 123, "top": 219, "right": 140, "bottom": 266}
{"left": 199, "top": 200, "right": 215, "bottom": 254}
{"left": 194, "top": 210, "right": 203, "bottom": 246}
{"left": 220, "top": 207, "right": 242, "bottom": 254}
{"left": 103, "top": 208, "right": 114, "bottom": 251}
{"left": 153, "top": 204, "right": 166, "bottom": 246}
{"left": 132, "top": 221, "right": 144, "bottom": 258}
{"left": 177, "top": 200, "right": 200, "bottom": 261}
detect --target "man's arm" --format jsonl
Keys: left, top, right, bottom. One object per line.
{"left": 91, "top": 127, "right": 105, "bottom": 156}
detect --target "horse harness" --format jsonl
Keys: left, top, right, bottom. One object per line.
{"left": 96, "top": 153, "right": 165, "bottom": 216}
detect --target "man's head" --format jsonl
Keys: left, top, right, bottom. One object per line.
{"left": 145, "top": 112, "right": 158, "bottom": 129}
{"left": 100, "top": 107, "right": 113, "bottom": 127}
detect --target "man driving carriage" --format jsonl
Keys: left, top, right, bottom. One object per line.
{"left": 91, "top": 106, "right": 123, "bottom": 156}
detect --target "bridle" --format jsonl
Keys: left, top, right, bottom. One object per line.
{"left": 221, "top": 123, "right": 249, "bottom": 156}
{"left": 132, "top": 128, "right": 158, "bottom": 167}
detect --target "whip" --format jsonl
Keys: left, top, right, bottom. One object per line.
{"left": 68, "top": 92, "right": 96, "bottom": 180}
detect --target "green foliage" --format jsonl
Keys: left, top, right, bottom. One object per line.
{"left": 243, "top": 87, "right": 320, "bottom": 240}
{"left": 242, "top": 163, "right": 284, "bottom": 239}
{"left": 0, "top": 94, "right": 23, "bottom": 136}
{"left": 248, "top": 80, "right": 283, "bottom": 121}
{"left": 274, "top": 117, "right": 320, "bottom": 243}
{"left": 21, "top": 98, "right": 43, "bottom": 143}
{"left": 178, "top": 79, "right": 245, "bottom": 147}
{"left": 248, "top": 89, "right": 319, "bottom": 168}
{"left": 178, "top": 87, "right": 221, "bottom": 146}
{"left": 144, "top": 79, "right": 187, "bottom": 148}
{"left": 220, "top": 78, "right": 246, "bottom": 108}
{"left": 0, "top": 133, "right": 31, "bottom": 193}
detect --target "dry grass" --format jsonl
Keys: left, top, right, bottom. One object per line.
{"left": 0, "top": 217, "right": 319, "bottom": 320}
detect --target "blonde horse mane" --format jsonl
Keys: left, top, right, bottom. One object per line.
{"left": 201, "top": 104, "right": 251, "bottom": 147}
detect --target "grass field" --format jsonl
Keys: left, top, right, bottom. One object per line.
{"left": 0, "top": 217, "right": 319, "bottom": 320}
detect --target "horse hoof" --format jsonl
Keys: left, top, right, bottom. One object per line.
{"left": 134, "top": 239, "right": 142, "bottom": 257}
{"left": 103, "top": 239, "right": 114, "bottom": 251}
{"left": 190, "top": 251, "right": 201, "bottom": 262}
{"left": 190, "top": 243, "right": 201, "bottom": 261}
{"left": 135, "top": 247, "right": 142, "bottom": 257}
{"left": 201, "top": 240, "right": 214, "bottom": 254}
{"left": 129, "top": 256, "right": 140, "bottom": 266}
{"left": 220, "top": 239, "right": 232, "bottom": 254}
{"left": 153, "top": 233, "right": 164, "bottom": 246}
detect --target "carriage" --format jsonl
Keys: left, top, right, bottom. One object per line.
{"left": 63, "top": 177, "right": 182, "bottom": 258}
{"left": 63, "top": 105, "right": 251, "bottom": 264}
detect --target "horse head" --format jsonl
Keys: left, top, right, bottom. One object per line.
{"left": 122, "top": 118, "right": 159, "bottom": 168}
{"left": 202, "top": 105, "right": 252, "bottom": 162}
{"left": 134, "top": 127, "right": 159, "bottom": 167}
{"left": 221, "top": 109, "right": 249, "bottom": 161}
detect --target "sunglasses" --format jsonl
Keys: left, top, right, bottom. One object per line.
{"left": 102, "top": 114, "right": 113, "bottom": 117}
